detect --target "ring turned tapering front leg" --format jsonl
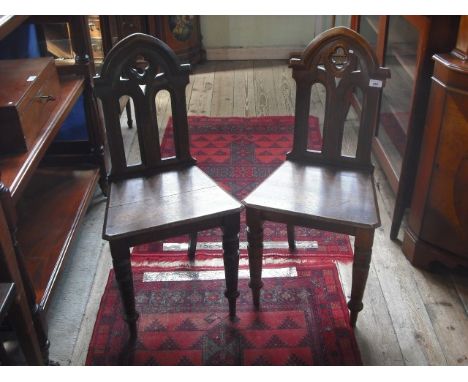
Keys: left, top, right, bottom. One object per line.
{"left": 222, "top": 214, "right": 241, "bottom": 319}
{"left": 109, "top": 241, "right": 139, "bottom": 337}
{"left": 246, "top": 208, "right": 264, "bottom": 308}
{"left": 348, "top": 228, "right": 374, "bottom": 327}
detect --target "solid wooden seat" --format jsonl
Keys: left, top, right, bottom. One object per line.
{"left": 104, "top": 166, "right": 241, "bottom": 241}
{"left": 244, "top": 161, "right": 380, "bottom": 230}
{"left": 94, "top": 33, "right": 242, "bottom": 337}
{"left": 243, "top": 27, "right": 390, "bottom": 327}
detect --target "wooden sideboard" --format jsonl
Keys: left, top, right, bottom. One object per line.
{"left": 402, "top": 17, "right": 468, "bottom": 269}
{"left": 0, "top": 15, "right": 105, "bottom": 363}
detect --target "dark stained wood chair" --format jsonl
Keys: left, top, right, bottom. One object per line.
{"left": 243, "top": 27, "right": 390, "bottom": 326}
{"left": 94, "top": 33, "right": 242, "bottom": 336}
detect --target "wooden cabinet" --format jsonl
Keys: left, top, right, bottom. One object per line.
{"left": 351, "top": 16, "right": 460, "bottom": 239}
{"left": 402, "top": 18, "right": 468, "bottom": 269}
{"left": 0, "top": 15, "right": 105, "bottom": 363}
{"left": 98, "top": 16, "right": 205, "bottom": 65}
{"left": 149, "top": 16, "right": 205, "bottom": 64}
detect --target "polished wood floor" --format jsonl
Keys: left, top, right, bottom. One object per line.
{"left": 49, "top": 60, "right": 468, "bottom": 366}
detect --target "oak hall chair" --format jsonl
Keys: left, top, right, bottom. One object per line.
{"left": 243, "top": 27, "right": 390, "bottom": 326}
{"left": 94, "top": 33, "right": 242, "bottom": 336}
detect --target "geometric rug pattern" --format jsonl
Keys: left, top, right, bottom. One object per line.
{"left": 86, "top": 263, "right": 362, "bottom": 365}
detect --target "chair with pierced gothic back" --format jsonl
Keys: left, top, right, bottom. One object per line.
{"left": 94, "top": 33, "right": 242, "bottom": 336}
{"left": 243, "top": 27, "right": 390, "bottom": 326}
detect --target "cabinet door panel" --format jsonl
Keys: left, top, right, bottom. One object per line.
{"left": 421, "top": 93, "right": 468, "bottom": 256}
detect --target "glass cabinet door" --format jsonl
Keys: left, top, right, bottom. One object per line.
{"left": 355, "top": 15, "right": 420, "bottom": 191}
{"left": 359, "top": 16, "right": 379, "bottom": 52}
{"left": 352, "top": 15, "right": 460, "bottom": 238}
{"left": 377, "top": 16, "right": 418, "bottom": 179}
{"left": 88, "top": 16, "right": 104, "bottom": 72}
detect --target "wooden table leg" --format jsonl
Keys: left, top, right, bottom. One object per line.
{"left": 109, "top": 241, "right": 139, "bottom": 337}
{"left": 222, "top": 214, "right": 240, "bottom": 319}
{"left": 348, "top": 228, "right": 374, "bottom": 327}
{"left": 246, "top": 208, "right": 264, "bottom": 308}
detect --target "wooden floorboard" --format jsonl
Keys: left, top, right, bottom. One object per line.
{"left": 155, "top": 90, "right": 172, "bottom": 143}
{"left": 253, "top": 61, "right": 279, "bottom": 116}
{"left": 451, "top": 273, "right": 468, "bottom": 316}
{"left": 232, "top": 60, "right": 255, "bottom": 117}
{"left": 371, "top": 214, "right": 447, "bottom": 365}
{"left": 188, "top": 61, "right": 216, "bottom": 116}
{"left": 337, "top": 260, "right": 405, "bottom": 365}
{"left": 185, "top": 68, "right": 194, "bottom": 112}
{"left": 413, "top": 269, "right": 468, "bottom": 365}
{"left": 271, "top": 61, "right": 295, "bottom": 115}
{"left": 310, "top": 83, "right": 326, "bottom": 137}
{"left": 372, "top": 162, "right": 448, "bottom": 365}
{"left": 211, "top": 61, "right": 236, "bottom": 117}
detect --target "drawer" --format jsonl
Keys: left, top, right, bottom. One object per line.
{"left": 0, "top": 57, "right": 60, "bottom": 156}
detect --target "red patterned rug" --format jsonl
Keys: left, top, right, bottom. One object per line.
{"left": 86, "top": 262, "right": 362, "bottom": 365}
{"left": 133, "top": 116, "right": 353, "bottom": 264}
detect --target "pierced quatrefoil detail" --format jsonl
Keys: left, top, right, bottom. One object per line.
{"left": 330, "top": 45, "right": 349, "bottom": 71}
{"left": 123, "top": 55, "right": 156, "bottom": 84}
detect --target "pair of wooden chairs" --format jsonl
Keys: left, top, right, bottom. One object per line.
{"left": 94, "top": 27, "right": 389, "bottom": 337}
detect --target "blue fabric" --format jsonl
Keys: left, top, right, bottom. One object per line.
{"left": 55, "top": 95, "right": 89, "bottom": 140}
{"left": 0, "top": 23, "right": 40, "bottom": 59}
{"left": 0, "top": 22, "right": 88, "bottom": 141}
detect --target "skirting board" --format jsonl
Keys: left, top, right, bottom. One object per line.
{"left": 206, "top": 46, "right": 305, "bottom": 60}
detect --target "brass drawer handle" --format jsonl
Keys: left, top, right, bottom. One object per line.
{"left": 36, "top": 94, "right": 56, "bottom": 103}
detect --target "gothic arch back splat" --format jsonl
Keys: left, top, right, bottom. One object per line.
{"left": 94, "top": 33, "right": 195, "bottom": 180}
{"left": 287, "top": 27, "right": 390, "bottom": 171}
